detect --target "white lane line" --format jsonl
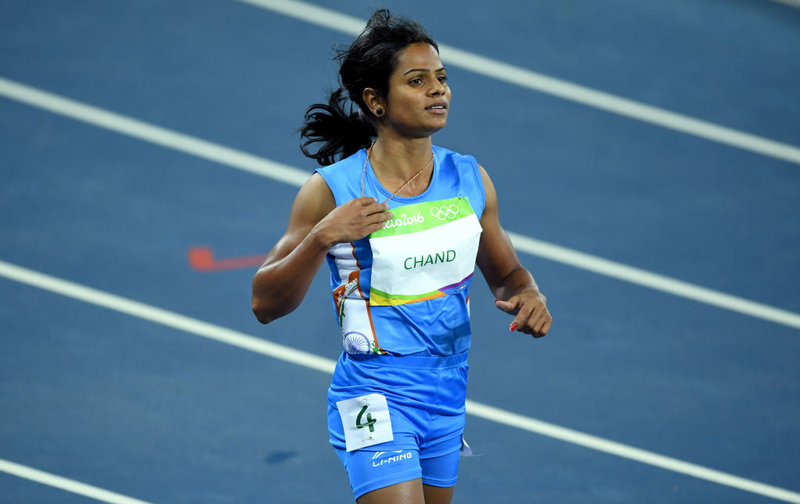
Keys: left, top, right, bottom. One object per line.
{"left": 0, "top": 259, "right": 335, "bottom": 375}
{"left": 0, "top": 458, "right": 154, "bottom": 504}
{"left": 768, "top": 0, "right": 800, "bottom": 8}
{"left": 0, "top": 77, "right": 310, "bottom": 188}
{"left": 0, "top": 260, "right": 798, "bottom": 503}
{"left": 237, "top": 0, "right": 800, "bottom": 167}
{"left": 508, "top": 233, "right": 800, "bottom": 330}
{"left": 1, "top": 75, "right": 798, "bottom": 332}
{"left": 465, "top": 402, "right": 800, "bottom": 504}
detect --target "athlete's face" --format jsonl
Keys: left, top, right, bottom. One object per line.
{"left": 383, "top": 42, "right": 451, "bottom": 137}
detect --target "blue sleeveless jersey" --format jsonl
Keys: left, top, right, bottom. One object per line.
{"left": 315, "top": 145, "right": 486, "bottom": 356}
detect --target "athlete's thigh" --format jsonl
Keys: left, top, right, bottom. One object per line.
{"left": 423, "top": 483, "right": 455, "bottom": 504}
{"left": 357, "top": 478, "right": 425, "bottom": 504}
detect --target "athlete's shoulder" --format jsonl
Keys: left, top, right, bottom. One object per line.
{"left": 432, "top": 145, "right": 485, "bottom": 213}
{"left": 433, "top": 144, "right": 478, "bottom": 168}
{"left": 314, "top": 149, "right": 367, "bottom": 206}
{"left": 433, "top": 145, "right": 480, "bottom": 178}
{"left": 316, "top": 148, "right": 367, "bottom": 177}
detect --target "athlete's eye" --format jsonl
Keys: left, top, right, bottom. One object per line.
{"left": 437, "top": 75, "right": 448, "bottom": 84}
{"left": 409, "top": 77, "right": 423, "bottom": 86}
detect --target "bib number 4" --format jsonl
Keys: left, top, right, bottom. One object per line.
{"left": 337, "top": 393, "right": 394, "bottom": 451}
{"left": 357, "top": 405, "right": 376, "bottom": 433}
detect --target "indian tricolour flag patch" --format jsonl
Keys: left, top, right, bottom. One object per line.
{"left": 368, "top": 197, "right": 483, "bottom": 306}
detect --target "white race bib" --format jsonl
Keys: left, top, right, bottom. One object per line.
{"left": 336, "top": 393, "right": 394, "bottom": 451}
{"left": 368, "top": 197, "right": 482, "bottom": 306}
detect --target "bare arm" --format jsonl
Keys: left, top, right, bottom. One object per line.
{"left": 251, "top": 173, "right": 393, "bottom": 324}
{"left": 475, "top": 165, "right": 552, "bottom": 337}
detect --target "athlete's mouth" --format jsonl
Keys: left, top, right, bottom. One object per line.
{"left": 425, "top": 102, "right": 447, "bottom": 110}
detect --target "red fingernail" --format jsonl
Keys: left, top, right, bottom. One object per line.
{"left": 509, "top": 323, "right": 518, "bottom": 332}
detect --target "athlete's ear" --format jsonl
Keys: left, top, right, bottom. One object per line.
{"left": 363, "top": 88, "right": 385, "bottom": 118}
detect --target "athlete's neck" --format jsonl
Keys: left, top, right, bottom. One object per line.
{"left": 369, "top": 136, "right": 434, "bottom": 196}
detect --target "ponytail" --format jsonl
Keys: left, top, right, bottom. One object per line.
{"left": 299, "top": 87, "right": 375, "bottom": 167}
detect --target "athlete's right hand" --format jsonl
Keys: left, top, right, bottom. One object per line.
{"left": 315, "top": 197, "right": 393, "bottom": 246}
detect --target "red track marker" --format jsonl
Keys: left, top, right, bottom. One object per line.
{"left": 188, "top": 246, "right": 267, "bottom": 272}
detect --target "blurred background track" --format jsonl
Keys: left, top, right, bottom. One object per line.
{"left": 1, "top": 1, "right": 798, "bottom": 502}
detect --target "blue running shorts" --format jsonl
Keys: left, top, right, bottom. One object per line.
{"left": 327, "top": 351, "right": 469, "bottom": 500}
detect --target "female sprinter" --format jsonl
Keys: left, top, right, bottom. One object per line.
{"left": 252, "top": 10, "right": 552, "bottom": 504}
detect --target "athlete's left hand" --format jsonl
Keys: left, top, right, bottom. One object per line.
{"left": 495, "top": 289, "right": 552, "bottom": 338}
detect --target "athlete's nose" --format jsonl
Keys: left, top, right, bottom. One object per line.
{"left": 429, "top": 79, "right": 445, "bottom": 96}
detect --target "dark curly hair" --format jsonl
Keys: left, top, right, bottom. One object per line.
{"left": 298, "top": 9, "right": 438, "bottom": 166}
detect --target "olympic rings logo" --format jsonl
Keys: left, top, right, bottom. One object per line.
{"left": 430, "top": 204, "right": 460, "bottom": 220}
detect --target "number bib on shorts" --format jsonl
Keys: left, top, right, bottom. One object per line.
{"left": 337, "top": 393, "right": 394, "bottom": 451}
{"left": 368, "top": 197, "right": 482, "bottom": 306}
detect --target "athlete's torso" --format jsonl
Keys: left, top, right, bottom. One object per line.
{"left": 315, "top": 145, "right": 486, "bottom": 356}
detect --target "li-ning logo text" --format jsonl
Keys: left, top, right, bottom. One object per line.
{"left": 372, "top": 451, "right": 413, "bottom": 467}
